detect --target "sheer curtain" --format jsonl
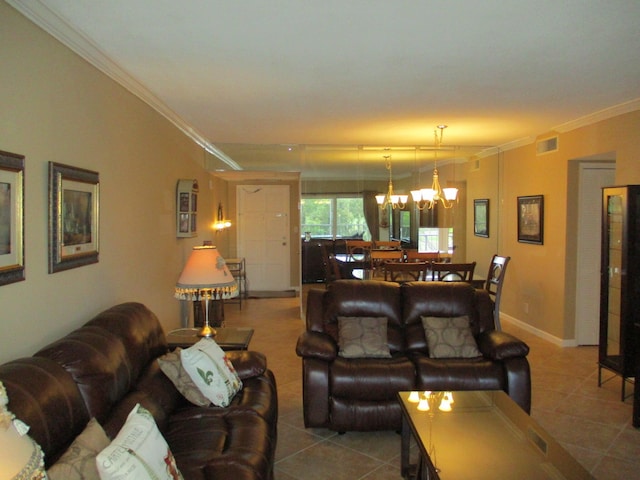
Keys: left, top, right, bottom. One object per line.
{"left": 362, "top": 190, "right": 380, "bottom": 242}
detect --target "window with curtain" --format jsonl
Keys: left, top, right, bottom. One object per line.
{"left": 301, "top": 195, "right": 370, "bottom": 239}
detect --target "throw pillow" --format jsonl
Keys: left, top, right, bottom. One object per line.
{"left": 421, "top": 315, "right": 482, "bottom": 359}
{"left": 157, "top": 349, "right": 211, "bottom": 407}
{"left": 96, "top": 404, "right": 183, "bottom": 480}
{"left": 47, "top": 418, "right": 110, "bottom": 480}
{"left": 180, "top": 338, "right": 242, "bottom": 407}
{"left": 337, "top": 316, "right": 391, "bottom": 358}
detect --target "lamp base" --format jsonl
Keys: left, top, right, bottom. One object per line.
{"left": 193, "top": 299, "right": 225, "bottom": 328}
{"left": 197, "top": 324, "right": 217, "bottom": 338}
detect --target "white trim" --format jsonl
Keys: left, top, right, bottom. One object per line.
{"left": 554, "top": 98, "right": 640, "bottom": 133}
{"left": 7, "top": 0, "right": 241, "bottom": 171}
{"left": 501, "top": 313, "right": 578, "bottom": 347}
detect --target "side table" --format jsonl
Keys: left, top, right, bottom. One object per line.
{"left": 167, "top": 327, "right": 254, "bottom": 351}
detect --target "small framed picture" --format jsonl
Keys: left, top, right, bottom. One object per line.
{"left": 0, "top": 150, "right": 25, "bottom": 286}
{"left": 473, "top": 199, "right": 489, "bottom": 238}
{"left": 517, "top": 195, "right": 544, "bottom": 245}
{"left": 49, "top": 162, "right": 100, "bottom": 273}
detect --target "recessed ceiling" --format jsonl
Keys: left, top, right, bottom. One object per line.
{"left": 10, "top": 0, "right": 640, "bottom": 179}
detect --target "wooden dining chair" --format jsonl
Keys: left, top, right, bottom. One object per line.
{"left": 404, "top": 249, "right": 440, "bottom": 263}
{"left": 383, "top": 261, "right": 429, "bottom": 283}
{"left": 484, "top": 255, "right": 511, "bottom": 330}
{"left": 431, "top": 261, "right": 477, "bottom": 282}
{"left": 373, "top": 240, "right": 401, "bottom": 250}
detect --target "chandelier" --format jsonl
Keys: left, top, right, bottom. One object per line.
{"left": 376, "top": 153, "right": 408, "bottom": 210}
{"left": 411, "top": 125, "right": 458, "bottom": 210}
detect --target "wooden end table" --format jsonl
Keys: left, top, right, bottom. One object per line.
{"left": 167, "top": 327, "right": 254, "bottom": 351}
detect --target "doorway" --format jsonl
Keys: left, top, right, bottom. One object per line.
{"left": 575, "top": 162, "right": 615, "bottom": 345}
{"left": 236, "top": 185, "right": 291, "bottom": 293}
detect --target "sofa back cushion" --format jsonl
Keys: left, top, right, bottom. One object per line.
{"left": 323, "top": 280, "right": 404, "bottom": 353}
{"left": 35, "top": 325, "right": 132, "bottom": 423}
{"left": 402, "top": 282, "right": 482, "bottom": 353}
{"left": 0, "top": 357, "right": 90, "bottom": 467}
{"left": 85, "top": 302, "right": 168, "bottom": 382}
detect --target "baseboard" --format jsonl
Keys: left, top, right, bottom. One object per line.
{"left": 501, "top": 313, "right": 579, "bottom": 347}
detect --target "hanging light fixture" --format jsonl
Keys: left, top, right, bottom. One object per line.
{"left": 411, "top": 125, "right": 458, "bottom": 210}
{"left": 376, "top": 153, "right": 408, "bottom": 210}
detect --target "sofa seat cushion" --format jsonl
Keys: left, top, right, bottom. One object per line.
{"left": 330, "top": 356, "right": 415, "bottom": 400}
{"left": 166, "top": 409, "right": 273, "bottom": 480}
{"left": 330, "top": 397, "right": 402, "bottom": 431}
{"left": 413, "top": 356, "right": 504, "bottom": 391}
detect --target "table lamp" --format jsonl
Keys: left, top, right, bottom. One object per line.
{"left": 175, "top": 245, "right": 238, "bottom": 337}
{"left": 0, "top": 382, "right": 46, "bottom": 480}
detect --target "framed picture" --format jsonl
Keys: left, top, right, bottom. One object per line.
{"left": 49, "top": 162, "right": 100, "bottom": 273}
{"left": 176, "top": 179, "right": 198, "bottom": 237}
{"left": 473, "top": 199, "right": 489, "bottom": 238}
{"left": 0, "top": 150, "right": 25, "bottom": 286}
{"left": 517, "top": 195, "right": 544, "bottom": 244}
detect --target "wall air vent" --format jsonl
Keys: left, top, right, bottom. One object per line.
{"left": 536, "top": 136, "right": 559, "bottom": 155}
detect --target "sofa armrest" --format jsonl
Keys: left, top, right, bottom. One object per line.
{"left": 477, "top": 330, "right": 529, "bottom": 360}
{"left": 296, "top": 331, "right": 338, "bottom": 361}
{"left": 227, "top": 350, "right": 267, "bottom": 379}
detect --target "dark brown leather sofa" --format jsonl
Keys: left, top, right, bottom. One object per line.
{"left": 0, "top": 302, "right": 277, "bottom": 480}
{"left": 296, "top": 280, "right": 530, "bottom": 432}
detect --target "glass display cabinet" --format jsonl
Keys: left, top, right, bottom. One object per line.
{"left": 598, "top": 185, "right": 640, "bottom": 401}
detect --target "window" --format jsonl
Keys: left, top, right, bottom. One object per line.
{"left": 301, "top": 195, "right": 370, "bottom": 239}
{"left": 417, "top": 227, "right": 453, "bottom": 253}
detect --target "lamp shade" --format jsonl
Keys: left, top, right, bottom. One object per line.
{"left": 0, "top": 382, "right": 46, "bottom": 480}
{"left": 175, "top": 245, "right": 238, "bottom": 300}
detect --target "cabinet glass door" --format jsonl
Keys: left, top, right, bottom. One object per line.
{"left": 605, "top": 194, "right": 623, "bottom": 363}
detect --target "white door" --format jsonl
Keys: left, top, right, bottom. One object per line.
{"left": 237, "top": 185, "right": 291, "bottom": 292}
{"left": 575, "top": 163, "right": 615, "bottom": 345}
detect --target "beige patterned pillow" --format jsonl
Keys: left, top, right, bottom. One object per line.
{"left": 157, "top": 348, "right": 211, "bottom": 406}
{"left": 421, "top": 315, "right": 481, "bottom": 358}
{"left": 47, "top": 418, "right": 110, "bottom": 480}
{"left": 338, "top": 316, "right": 391, "bottom": 358}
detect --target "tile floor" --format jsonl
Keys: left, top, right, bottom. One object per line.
{"left": 224, "top": 286, "right": 640, "bottom": 479}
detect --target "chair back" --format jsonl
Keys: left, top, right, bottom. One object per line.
{"left": 431, "top": 262, "right": 477, "bottom": 282}
{"left": 485, "top": 255, "right": 511, "bottom": 330}
{"left": 345, "top": 240, "right": 372, "bottom": 261}
{"left": 404, "top": 249, "right": 440, "bottom": 263}
{"left": 384, "top": 261, "right": 429, "bottom": 283}
{"left": 373, "top": 240, "right": 401, "bottom": 250}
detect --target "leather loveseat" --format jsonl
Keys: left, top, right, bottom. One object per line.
{"left": 0, "top": 302, "right": 277, "bottom": 480}
{"left": 296, "top": 280, "right": 530, "bottom": 432}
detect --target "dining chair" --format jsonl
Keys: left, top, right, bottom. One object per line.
{"left": 345, "top": 240, "right": 372, "bottom": 262}
{"left": 373, "top": 240, "right": 401, "bottom": 250}
{"left": 404, "top": 249, "right": 440, "bottom": 263}
{"left": 431, "top": 261, "right": 477, "bottom": 282}
{"left": 384, "top": 261, "right": 429, "bottom": 283}
{"left": 321, "top": 244, "right": 358, "bottom": 286}
{"left": 484, "top": 255, "right": 511, "bottom": 330}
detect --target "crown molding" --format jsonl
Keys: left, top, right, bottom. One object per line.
{"left": 7, "top": 0, "right": 241, "bottom": 170}
{"left": 553, "top": 97, "right": 640, "bottom": 133}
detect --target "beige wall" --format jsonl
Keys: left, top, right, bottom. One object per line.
{"left": 467, "top": 110, "right": 640, "bottom": 342}
{"left": 0, "top": 4, "right": 218, "bottom": 363}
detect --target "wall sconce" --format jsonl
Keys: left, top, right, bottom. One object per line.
{"left": 213, "top": 202, "right": 232, "bottom": 231}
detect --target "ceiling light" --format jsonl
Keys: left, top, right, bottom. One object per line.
{"left": 375, "top": 152, "right": 407, "bottom": 210}
{"left": 411, "top": 125, "right": 458, "bottom": 210}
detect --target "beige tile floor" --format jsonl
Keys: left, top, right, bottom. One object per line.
{"left": 224, "top": 286, "right": 640, "bottom": 479}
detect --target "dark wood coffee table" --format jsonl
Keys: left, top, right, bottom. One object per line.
{"left": 167, "top": 327, "right": 254, "bottom": 351}
{"left": 398, "top": 390, "right": 594, "bottom": 480}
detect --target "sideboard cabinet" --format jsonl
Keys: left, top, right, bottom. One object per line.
{"left": 598, "top": 185, "right": 640, "bottom": 400}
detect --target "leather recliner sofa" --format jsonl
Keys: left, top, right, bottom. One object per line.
{"left": 0, "top": 302, "right": 277, "bottom": 480}
{"left": 296, "top": 280, "right": 530, "bottom": 432}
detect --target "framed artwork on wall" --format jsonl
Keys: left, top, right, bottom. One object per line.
{"left": 176, "top": 179, "right": 199, "bottom": 237}
{"left": 48, "top": 162, "right": 100, "bottom": 273}
{"left": 517, "top": 195, "right": 544, "bottom": 244}
{"left": 473, "top": 198, "right": 489, "bottom": 238}
{"left": 0, "top": 150, "right": 25, "bottom": 286}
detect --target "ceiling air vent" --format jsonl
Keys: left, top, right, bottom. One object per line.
{"left": 536, "top": 136, "right": 559, "bottom": 155}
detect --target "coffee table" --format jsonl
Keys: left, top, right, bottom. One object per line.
{"left": 398, "top": 390, "right": 594, "bottom": 480}
{"left": 167, "top": 327, "right": 254, "bottom": 351}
